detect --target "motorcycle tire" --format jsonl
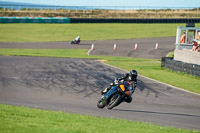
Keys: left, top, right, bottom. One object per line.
{"left": 97, "top": 99, "right": 106, "bottom": 109}
{"left": 107, "top": 93, "right": 122, "bottom": 110}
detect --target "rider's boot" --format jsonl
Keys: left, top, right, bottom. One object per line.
{"left": 125, "top": 96, "right": 132, "bottom": 103}
{"left": 101, "top": 86, "right": 111, "bottom": 94}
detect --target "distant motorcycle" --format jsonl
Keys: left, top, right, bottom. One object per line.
{"left": 71, "top": 36, "right": 81, "bottom": 44}
{"left": 97, "top": 80, "right": 134, "bottom": 110}
{"left": 71, "top": 40, "right": 80, "bottom": 44}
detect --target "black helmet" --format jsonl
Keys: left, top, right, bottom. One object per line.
{"left": 129, "top": 70, "right": 138, "bottom": 80}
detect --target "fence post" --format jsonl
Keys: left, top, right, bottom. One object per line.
{"left": 83, "top": 7, "right": 85, "bottom": 13}
{"left": 161, "top": 57, "right": 166, "bottom": 67}
{"left": 4, "top": 5, "right": 6, "bottom": 12}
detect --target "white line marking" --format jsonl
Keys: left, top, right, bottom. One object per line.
{"left": 87, "top": 49, "right": 92, "bottom": 55}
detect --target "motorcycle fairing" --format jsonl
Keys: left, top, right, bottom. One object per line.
{"left": 105, "top": 86, "right": 118, "bottom": 100}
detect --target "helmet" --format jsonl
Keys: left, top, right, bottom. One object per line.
{"left": 129, "top": 70, "right": 138, "bottom": 81}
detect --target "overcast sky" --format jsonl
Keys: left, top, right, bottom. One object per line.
{"left": 1, "top": 0, "right": 200, "bottom": 7}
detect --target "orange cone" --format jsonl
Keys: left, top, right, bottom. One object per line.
{"left": 134, "top": 43, "right": 138, "bottom": 50}
{"left": 91, "top": 43, "right": 94, "bottom": 50}
{"left": 113, "top": 43, "right": 117, "bottom": 50}
{"left": 155, "top": 42, "right": 158, "bottom": 50}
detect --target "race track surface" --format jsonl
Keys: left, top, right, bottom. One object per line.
{"left": 0, "top": 37, "right": 175, "bottom": 59}
{"left": 0, "top": 37, "right": 200, "bottom": 130}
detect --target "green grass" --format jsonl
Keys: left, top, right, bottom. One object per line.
{"left": 1, "top": 23, "right": 200, "bottom": 42}
{"left": 0, "top": 48, "right": 199, "bottom": 94}
{"left": 0, "top": 48, "right": 89, "bottom": 58}
{"left": 107, "top": 59, "right": 200, "bottom": 93}
{"left": 167, "top": 51, "right": 174, "bottom": 57}
{"left": 0, "top": 23, "right": 200, "bottom": 132}
{"left": 0, "top": 104, "right": 198, "bottom": 133}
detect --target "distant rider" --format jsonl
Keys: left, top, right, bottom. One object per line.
{"left": 71, "top": 36, "right": 80, "bottom": 44}
{"left": 101, "top": 70, "right": 138, "bottom": 103}
{"left": 74, "top": 36, "right": 80, "bottom": 44}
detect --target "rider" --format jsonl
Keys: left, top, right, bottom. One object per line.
{"left": 101, "top": 70, "right": 138, "bottom": 103}
{"left": 74, "top": 36, "right": 80, "bottom": 44}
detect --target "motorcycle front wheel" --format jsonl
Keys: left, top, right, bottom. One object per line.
{"left": 97, "top": 99, "right": 106, "bottom": 109}
{"left": 107, "top": 93, "right": 122, "bottom": 110}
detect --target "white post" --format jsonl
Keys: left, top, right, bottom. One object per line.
{"left": 134, "top": 43, "right": 138, "bottom": 50}
{"left": 4, "top": 5, "right": 6, "bottom": 12}
{"left": 91, "top": 43, "right": 94, "bottom": 50}
{"left": 155, "top": 42, "right": 159, "bottom": 50}
{"left": 113, "top": 43, "right": 117, "bottom": 50}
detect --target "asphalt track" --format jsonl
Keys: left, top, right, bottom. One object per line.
{"left": 0, "top": 37, "right": 200, "bottom": 130}
{"left": 0, "top": 37, "right": 175, "bottom": 59}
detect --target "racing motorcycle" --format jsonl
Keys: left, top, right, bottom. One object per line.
{"left": 97, "top": 80, "right": 134, "bottom": 110}
{"left": 71, "top": 40, "right": 80, "bottom": 44}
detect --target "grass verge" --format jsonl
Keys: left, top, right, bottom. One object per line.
{"left": 0, "top": 23, "right": 200, "bottom": 42}
{"left": 0, "top": 48, "right": 199, "bottom": 94}
{"left": 167, "top": 51, "right": 174, "bottom": 57}
{"left": 0, "top": 104, "right": 199, "bottom": 133}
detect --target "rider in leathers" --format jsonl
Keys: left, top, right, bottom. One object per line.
{"left": 102, "top": 70, "right": 138, "bottom": 103}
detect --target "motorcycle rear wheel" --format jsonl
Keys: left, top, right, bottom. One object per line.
{"left": 107, "top": 94, "right": 122, "bottom": 110}
{"left": 71, "top": 41, "right": 74, "bottom": 44}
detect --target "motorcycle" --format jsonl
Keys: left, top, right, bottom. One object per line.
{"left": 97, "top": 80, "right": 134, "bottom": 110}
{"left": 71, "top": 40, "right": 80, "bottom": 44}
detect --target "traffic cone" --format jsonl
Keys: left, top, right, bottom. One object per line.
{"left": 91, "top": 43, "right": 94, "bottom": 50}
{"left": 113, "top": 43, "right": 117, "bottom": 50}
{"left": 134, "top": 43, "right": 138, "bottom": 50}
{"left": 155, "top": 42, "right": 158, "bottom": 50}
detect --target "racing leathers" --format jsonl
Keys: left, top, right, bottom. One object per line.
{"left": 102, "top": 73, "right": 137, "bottom": 103}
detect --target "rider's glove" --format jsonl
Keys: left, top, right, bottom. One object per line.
{"left": 114, "top": 78, "right": 119, "bottom": 85}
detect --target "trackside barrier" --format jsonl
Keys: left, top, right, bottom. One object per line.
{"left": 70, "top": 18, "right": 200, "bottom": 23}
{"left": 174, "top": 49, "right": 200, "bottom": 65}
{"left": 0, "top": 17, "right": 200, "bottom": 23}
{"left": 161, "top": 57, "right": 200, "bottom": 77}
{"left": 0, "top": 17, "right": 70, "bottom": 23}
